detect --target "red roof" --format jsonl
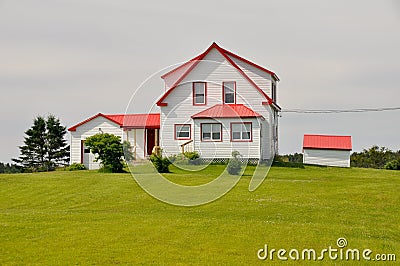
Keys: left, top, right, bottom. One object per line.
{"left": 68, "top": 113, "right": 160, "bottom": 131}
{"left": 191, "top": 104, "right": 262, "bottom": 119}
{"left": 303, "top": 134, "right": 352, "bottom": 150}
{"left": 157, "top": 42, "right": 280, "bottom": 110}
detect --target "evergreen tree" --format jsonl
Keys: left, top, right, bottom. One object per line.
{"left": 13, "top": 115, "right": 69, "bottom": 171}
{"left": 13, "top": 116, "right": 47, "bottom": 171}
{"left": 45, "top": 115, "right": 69, "bottom": 169}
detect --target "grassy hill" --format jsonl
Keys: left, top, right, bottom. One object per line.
{"left": 1, "top": 166, "right": 399, "bottom": 264}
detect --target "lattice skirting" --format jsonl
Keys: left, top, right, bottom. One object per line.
{"left": 199, "top": 158, "right": 264, "bottom": 165}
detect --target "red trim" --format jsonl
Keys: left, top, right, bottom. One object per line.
{"left": 144, "top": 129, "right": 147, "bottom": 157}
{"left": 174, "top": 124, "right": 192, "bottom": 140}
{"left": 68, "top": 113, "right": 121, "bottom": 131}
{"left": 222, "top": 81, "right": 236, "bottom": 104}
{"left": 221, "top": 48, "right": 280, "bottom": 81}
{"left": 156, "top": 42, "right": 280, "bottom": 109}
{"left": 160, "top": 54, "right": 203, "bottom": 79}
{"left": 200, "top": 123, "right": 222, "bottom": 142}
{"left": 192, "top": 104, "right": 262, "bottom": 119}
{"left": 213, "top": 44, "right": 275, "bottom": 105}
{"left": 230, "top": 122, "right": 253, "bottom": 142}
{"left": 192, "top": 82, "right": 207, "bottom": 106}
{"left": 68, "top": 113, "right": 161, "bottom": 131}
{"left": 156, "top": 43, "right": 217, "bottom": 106}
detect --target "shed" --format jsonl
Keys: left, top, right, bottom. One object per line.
{"left": 302, "top": 134, "right": 352, "bottom": 167}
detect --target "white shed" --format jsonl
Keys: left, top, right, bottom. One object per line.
{"left": 303, "top": 134, "right": 352, "bottom": 167}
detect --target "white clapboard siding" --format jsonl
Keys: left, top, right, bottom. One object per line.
{"left": 227, "top": 54, "right": 273, "bottom": 98}
{"left": 160, "top": 47, "right": 277, "bottom": 159}
{"left": 193, "top": 118, "right": 260, "bottom": 159}
{"left": 303, "top": 149, "right": 351, "bottom": 167}
{"left": 70, "top": 116, "right": 123, "bottom": 169}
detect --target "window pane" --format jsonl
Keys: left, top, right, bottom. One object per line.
{"left": 225, "top": 94, "right": 234, "bottom": 104}
{"left": 195, "top": 95, "right": 204, "bottom": 104}
{"left": 232, "top": 132, "right": 241, "bottom": 140}
{"left": 194, "top": 82, "right": 205, "bottom": 104}
{"left": 176, "top": 125, "right": 190, "bottom": 139}
{"left": 232, "top": 124, "right": 241, "bottom": 132}
{"left": 223, "top": 82, "right": 235, "bottom": 104}
{"left": 203, "top": 132, "right": 211, "bottom": 140}
{"left": 212, "top": 132, "right": 220, "bottom": 140}
{"left": 202, "top": 124, "right": 211, "bottom": 133}
{"left": 178, "top": 131, "right": 189, "bottom": 138}
{"left": 242, "top": 132, "right": 250, "bottom": 139}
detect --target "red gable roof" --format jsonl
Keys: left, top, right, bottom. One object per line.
{"left": 303, "top": 134, "right": 352, "bottom": 150}
{"left": 191, "top": 104, "right": 262, "bottom": 119}
{"left": 157, "top": 42, "right": 280, "bottom": 109}
{"left": 68, "top": 113, "right": 160, "bottom": 131}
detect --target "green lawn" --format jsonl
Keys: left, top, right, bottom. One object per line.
{"left": 0, "top": 165, "right": 399, "bottom": 265}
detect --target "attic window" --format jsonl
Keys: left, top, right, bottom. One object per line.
{"left": 223, "top": 81, "right": 236, "bottom": 104}
{"left": 193, "top": 82, "right": 206, "bottom": 105}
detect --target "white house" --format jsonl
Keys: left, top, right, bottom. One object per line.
{"left": 303, "top": 134, "right": 352, "bottom": 167}
{"left": 156, "top": 42, "right": 280, "bottom": 161}
{"left": 68, "top": 42, "right": 280, "bottom": 168}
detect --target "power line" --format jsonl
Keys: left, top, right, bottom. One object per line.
{"left": 282, "top": 107, "right": 400, "bottom": 114}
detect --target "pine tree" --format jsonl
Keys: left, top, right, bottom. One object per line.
{"left": 13, "top": 115, "right": 70, "bottom": 171}
{"left": 45, "top": 115, "right": 70, "bottom": 170}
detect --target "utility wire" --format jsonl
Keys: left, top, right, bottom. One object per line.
{"left": 282, "top": 107, "right": 400, "bottom": 114}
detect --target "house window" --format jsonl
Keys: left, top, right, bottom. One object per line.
{"left": 223, "top": 81, "right": 236, "bottom": 104}
{"left": 231, "top": 122, "right": 252, "bottom": 142}
{"left": 201, "top": 123, "right": 222, "bottom": 141}
{"left": 175, "top": 124, "right": 191, "bottom": 140}
{"left": 193, "top": 82, "right": 206, "bottom": 105}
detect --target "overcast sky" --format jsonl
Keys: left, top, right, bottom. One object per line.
{"left": 1, "top": 0, "right": 399, "bottom": 163}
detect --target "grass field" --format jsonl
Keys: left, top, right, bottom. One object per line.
{"left": 0, "top": 165, "right": 399, "bottom": 265}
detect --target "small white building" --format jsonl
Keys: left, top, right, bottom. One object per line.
{"left": 303, "top": 134, "right": 352, "bottom": 167}
{"left": 68, "top": 113, "right": 160, "bottom": 169}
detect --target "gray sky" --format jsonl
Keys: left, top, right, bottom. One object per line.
{"left": 1, "top": 0, "right": 399, "bottom": 163}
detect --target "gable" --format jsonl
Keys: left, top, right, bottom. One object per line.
{"left": 157, "top": 43, "right": 280, "bottom": 109}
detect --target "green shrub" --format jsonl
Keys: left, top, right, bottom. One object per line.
{"left": 227, "top": 151, "right": 242, "bottom": 175}
{"left": 66, "top": 163, "right": 86, "bottom": 171}
{"left": 384, "top": 160, "right": 400, "bottom": 170}
{"left": 150, "top": 153, "right": 171, "bottom": 173}
{"left": 184, "top": 151, "right": 199, "bottom": 160}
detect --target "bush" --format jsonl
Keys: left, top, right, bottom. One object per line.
{"left": 184, "top": 151, "right": 201, "bottom": 165}
{"left": 183, "top": 151, "right": 199, "bottom": 160}
{"left": 273, "top": 155, "right": 304, "bottom": 168}
{"left": 384, "top": 160, "right": 400, "bottom": 170}
{"left": 150, "top": 153, "right": 171, "bottom": 173}
{"left": 227, "top": 151, "right": 242, "bottom": 175}
{"left": 66, "top": 163, "right": 86, "bottom": 171}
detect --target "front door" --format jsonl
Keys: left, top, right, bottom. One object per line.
{"left": 146, "top": 129, "right": 156, "bottom": 156}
